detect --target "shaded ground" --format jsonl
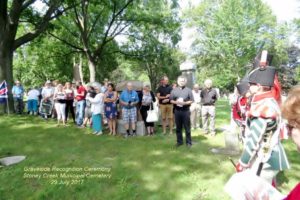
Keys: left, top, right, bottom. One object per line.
{"left": 0, "top": 100, "right": 299, "bottom": 200}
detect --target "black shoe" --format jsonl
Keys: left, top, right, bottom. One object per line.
{"left": 175, "top": 143, "right": 183, "bottom": 148}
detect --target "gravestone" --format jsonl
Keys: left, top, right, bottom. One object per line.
{"left": 179, "top": 60, "right": 196, "bottom": 89}
{"left": 117, "top": 120, "right": 146, "bottom": 136}
{"left": 0, "top": 156, "right": 26, "bottom": 166}
{"left": 211, "top": 125, "right": 240, "bottom": 155}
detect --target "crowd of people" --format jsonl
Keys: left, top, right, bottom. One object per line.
{"left": 10, "top": 76, "right": 218, "bottom": 141}
{"left": 7, "top": 50, "right": 300, "bottom": 199}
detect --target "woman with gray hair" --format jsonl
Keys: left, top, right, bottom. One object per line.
{"left": 86, "top": 82, "right": 104, "bottom": 135}
{"left": 139, "top": 83, "right": 156, "bottom": 135}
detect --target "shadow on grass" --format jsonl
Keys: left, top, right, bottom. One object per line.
{"left": 0, "top": 115, "right": 235, "bottom": 200}
{"left": 2, "top": 103, "right": 299, "bottom": 199}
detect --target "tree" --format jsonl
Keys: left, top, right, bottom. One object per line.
{"left": 50, "top": 0, "right": 182, "bottom": 83}
{"left": 184, "top": 0, "right": 283, "bottom": 91}
{"left": 13, "top": 34, "right": 74, "bottom": 88}
{"left": 0, "top": 0, "right": 68, "bottom": 108}
{"left": 49, "top": 0, "right": 135, "bottom": 82}
{"left": 119, "top": 0, "right": 182, "bottom": 89}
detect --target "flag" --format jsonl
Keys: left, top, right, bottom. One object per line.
{"left": 0, "top": 80, "right": 8, "bottom": 104}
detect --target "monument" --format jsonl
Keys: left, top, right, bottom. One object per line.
{"left": 179, "top": 60, "right": 196, "bottom": 88}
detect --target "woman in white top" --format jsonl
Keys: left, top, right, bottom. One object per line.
{"left": 54, "top": 84, "right": 66, "bottom": 126}
{"left": 27, "top": 87, "right": 40, "bottom": 115}
{"left": 86, "top": 82, "right": 104, "bottom": 135}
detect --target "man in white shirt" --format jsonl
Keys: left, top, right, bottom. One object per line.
{"left": 41, "top": 81, "right": 54, "bottom": 101}
{"left": 190, "top": 84, "right": 202, "bottom": 130}
{"left": 40, "top": 81, "right": 54, "bottom": 118}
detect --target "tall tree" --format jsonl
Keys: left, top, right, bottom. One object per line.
{"left": 119, "top": 0, "right": 182, "bottom": 89}
{"left": 13, "top": 34, "right": 74, "bottom": 88}
{"left": 0, "top": 0, "right": 67, "bottom": 108}
{"left": 50, "top": 0, "right": 135, "bottom": 82}
{"left": 185, "top": 0, "right": 282, "bottom": 90}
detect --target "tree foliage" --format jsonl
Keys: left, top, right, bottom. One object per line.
{"left": 120, "top": 0, "right": 183, "bottom": 89}
{"left": 0, "top": 0, "right": 70, "bottom": 108}
{"left": 14, "top": 34, "right": 74, "bottom": 88}
{"left": 184, "top": 0, "right": 293, "bottom": 91}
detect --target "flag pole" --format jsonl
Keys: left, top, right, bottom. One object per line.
{"left": 4, "top": 80, "right": 10, "bottom": 115}
{"left": 6, "top": 93, "right": 10, "bottom": 115}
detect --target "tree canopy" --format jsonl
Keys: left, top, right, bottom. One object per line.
{"left": 0, "top": 0, "right": 298, "bottom": 98}
{"left": 184, "top": 0, "right": 299, "bottom": 91}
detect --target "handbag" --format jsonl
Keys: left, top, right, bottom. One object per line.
{"left": 146, "top": 103, "right": 158, "bottom": 122}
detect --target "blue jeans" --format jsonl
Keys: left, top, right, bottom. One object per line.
{"left": 27, "top": 99, "right": 38, "bottom": 113}
{"left": 76, "top": 100, "right": 86, "bottom": 126}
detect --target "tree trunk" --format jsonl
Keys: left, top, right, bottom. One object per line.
{"left": 78, "top": 56, "right": 83, "bottom": 83}
{"left": 73, "top": 56, "right": 84, "bottom": 83}
{"left": 0, "top": 45, "right": 15, "bottom": 112}
{"left": 87, "top": 56, "right": 96, "bottom": 83}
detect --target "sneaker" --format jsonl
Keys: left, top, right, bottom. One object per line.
{"left": 96, "top": 132, "right": 103, "bottom": 136}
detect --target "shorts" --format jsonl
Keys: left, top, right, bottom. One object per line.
{"left": 84, "top": 107, "right": 92, "bottom": 118}
{"left": 122, "top": 107, "right": 137, "bottom": 123}
{"left": 160, "top": 104, "right": 173, "bottom": 120}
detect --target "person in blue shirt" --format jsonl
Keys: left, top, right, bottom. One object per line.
{"left": 120, "top": 82, "right": 139, "bottom": 137}
{"left": 12, "top": 80, "right": 24, "bottom": 114}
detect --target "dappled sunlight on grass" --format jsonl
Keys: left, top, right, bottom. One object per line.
{"left": 0, "top": 100, "right": 299, "bottom": 199}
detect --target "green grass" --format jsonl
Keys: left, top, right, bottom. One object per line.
{"left": 0, "top": 99, "right": 299, "bottom": 200}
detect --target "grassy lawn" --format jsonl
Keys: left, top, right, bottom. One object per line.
{"left": 0, "top": 99, "right": 299, "bottom": 200}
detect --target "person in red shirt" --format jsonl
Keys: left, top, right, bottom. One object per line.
{"left": 75, "top": 81, "right": 86, "bottom": 126}
{"left": 232, "top": 80, "right": 250, "bottom": 141}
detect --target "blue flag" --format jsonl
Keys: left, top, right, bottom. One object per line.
{"left": 0, "top": 80, "right": 8, "bottom": 104}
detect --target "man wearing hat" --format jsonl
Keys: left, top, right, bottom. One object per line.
{"left": 236, "top": 51, "right": 289, "bottom": 184}
{"left": 41, "top": 80, "right": 54, "bottom": 118}
{"left": 232, "top": 80, "right": 250, "bottom": 141}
